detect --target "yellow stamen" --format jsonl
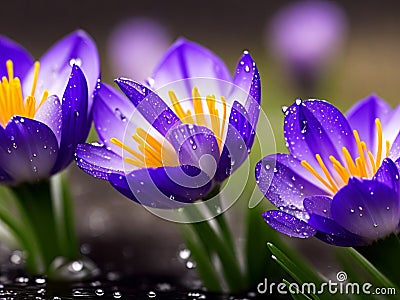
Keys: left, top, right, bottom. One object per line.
{"left": 386, "top": 140, "right": 390, "bottom": 158}
{"left": 30, "top": 61, "right": 40, "bottom": 97}
{"left": 315, "top": 154, "right": 338, "bottom": 192}
{"left": 301, "top": 160, "right": 337, "bottom": 194}
{"left": 0, "top": 60, "right": 49, "bottom": 127}
{"left": 168, "top": 90, "right": 194, "bottom": 123}
{"left": 367, "top": 151, "right": 377, "bottom": 174}
{"left": 6, "top": 60, "right": 13, "bottom": 80}
{"left": 220, "top": 96, "right": 227, "bottom": 140}
{"left": 114, "top": 86, "right": 229, "bottom": 168}
{"left": 329, "top": 156, "right": 350, "bottom": 183}
{"left": 301, "top": 118, "right": 392, "bottom": 195}
{"left": 353, "top": 130, "right": 367, "bottom": 176}
{"left": 110, "top": 137, "right": 144, "bottom": 161}
{"left": 192, "top": 87, "right": 205, "bottom": 126}
{"left": 375, "top": 118, "right": 383, "bottom": 165}
{"left": 342, "top": 147, "right": 358, "bottom": 175}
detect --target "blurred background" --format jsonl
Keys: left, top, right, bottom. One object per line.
{"left": 1, "top": 0, "right": 400, "bottom": 283}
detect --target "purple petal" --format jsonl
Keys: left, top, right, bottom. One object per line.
{"left": 384, "top": 103, "right": 400, "bottom": 147}
{"left": 216, "top": 101, "right": 255, "bottom": 182}
{"left": 35, "top": 95, "right": 62, "bottom": 144}
{"left": 373, "top": 158, "right": 399, "bottom": 193}
{"left": 166, "top": 123, "right": 220, "bottom": 179}
{"left": 109, "top": 165, "right": 213, "bottom": 208}
{"left": 331, "top": 178, "right": 400, "bottom": 241}
{"left": 255, "top": 154, "right": 329, "bottom": 220}
{"left": 314, "top": 231, "right": 367, "bottom": 247}
{"left": 346, "top": 94, "right": 392, "bottom": 150}
{"left": 75, "top": 143, "right": 124, "bottom": 180}
{"left": 262, "top": 210, "right": 316, "bottom": 238}
{"left": 0, "top": 117, "right": 58, "bottom": 183}
{"left": 92, "top": 82, "right": 137, "bottom": 152}
{"left": 303, "top": 195, "right": 332, "bottom": 218}
{"left": 284, "top": 99, "right": 356, "bottom": 174}
{"left": 115, "top": 78, "right": 181, "bottom": 136}
{"left": 389, "top": 132, "right": 400, "bottom": 161}
{"left": 23, "top": 30, "right": 99, "bottom": 109}
{"left": 52, "top": 65, "right": 88, "bottom": 173}
{"left": 0, "top": 35, "right": 33, "bottom": 79}
{"left": 150, "top": 38, "right": 232, "bottom": 99}
{"left": 230, "top": 52, "right": 261, "bottom": 126}
{"left": 304, "top": 195, "right": 367, "bottom": 246}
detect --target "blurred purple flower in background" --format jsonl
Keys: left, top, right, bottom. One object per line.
{"left": 107, "top": 17, "right": 172, "bottom": 82}
{"left": 268, "top": 0, "right": 347, "bottom": 92}
{"left": 256, "top": 96, "right": 400, "bottom": 246}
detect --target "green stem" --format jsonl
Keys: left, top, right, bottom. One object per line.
{"left": 183, "top": 204, "right": 245, "bottom": 293}
{"left": 50, "top": 173, "right": 79, "bottom": 259}
{"left": 180, "top": 224, "right": 222, "bottom": 291}
{"left": 11, "top": 180, "right": 60, "bottom": 271}
{"left": 0, "top": 204, "right": 44, "bottom": 273}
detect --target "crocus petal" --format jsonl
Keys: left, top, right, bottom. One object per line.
{"left": 346, "top": 94, "right": 392, "bottom": 150}
{"left": 384, "top": 104, "right": 400, "bottom": 146}
{"left": 23, "top": 30, "right": 99, "bottom": 108}
{"left": 216, "top": 101, "right": 255, "bottom": 182}
{"left": 389, "top": 132, "right": 400, "bottom": 161}
{"left": 0, "top": 117, "right": 58, "bottom": 183}
{"left": 256, "top": 154, "right": 328, "bottom": 220}
{"left": 150, "top": 38, "right": 232, "bottom": 100}
{"left": 52, "top": 65, "right": 88, "bottom": 173}
{"left": 166, "top": 123, "right": 220, "bottom": 179}
{"left": 314, "top": 231, "right": 367, "bottom": 247}
{"left": 230, "top": 52, "right": 261, "bottom": 126}
{"left": 35, "top": 95, "right": 62, "bottom": 144}
{"left": 0, "top": 35, "right": 33, "bottom": 79}
{"left": 115, "top": 78, "right": 181, "bottom": 136}
{"left": 75, "top": 143, "right": 124, "bottom": 180}
{"left": 93, "top": 82, "right": 137, "bottom": 152}
{"left": 304, "top": 195, "right": 367, "bottom": 246}
{"left": 331, "top": 178, "right": 400, "bottom": 241}
{"left": 373, "top": 158, "right": 400, "bottom": 192}
{"left": 284, "top": 99, "right": 356, "bottom": 174}
{"left": 109, "top": 165, "right": 212, "bottom": 208}
{"left": 262, "top": 210, "right": 316, "bottom": 238}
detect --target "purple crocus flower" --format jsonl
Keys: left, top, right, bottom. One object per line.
{"left": 0, "top": 30, "right": 99, "bottom": 184}
{"left": 268, "top": 0, "right": 346, "bottom": 90}
{"left": 256, "top": 96, "right": 400, "bottom": 246}
{"left": 76, "top": 39, "right": 261, "bottom": 208}
{"left": 107, "top": 17, "right": 171, "bottom": 82}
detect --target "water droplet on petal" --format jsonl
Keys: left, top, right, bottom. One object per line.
{"left": 148, "top": 291, "right": 156, "bottom": 298}
{"left": 95, "top": 288, "right": 104, "bottom": 296}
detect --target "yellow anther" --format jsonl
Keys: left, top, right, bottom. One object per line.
{"left": 386, "top": 140, "right": 390, "bottom": 158}
{"left": 6, "top": 60, "right": 13, "bottom": 80}
{"left": 192, "top": 87, "right": 205, "bottom": 126}
{"left": 353, "top": 130, "right": 367, "bottom": 176}
{"left": 30, "top": 61, "right": 40, "bottom": 97}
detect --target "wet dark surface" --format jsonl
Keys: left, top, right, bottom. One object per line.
{"left": 0, "top": 274, "right": 290, "bottom": 299}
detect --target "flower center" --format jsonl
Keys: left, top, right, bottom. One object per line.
{"left": 111, "top": 86, "right": 228, "bottom": 168}
{"left": 301, "top": 118, "right": 391, "bottom": 194}
{"left": 0, "top": 60, "right": 48, "bottom": 127}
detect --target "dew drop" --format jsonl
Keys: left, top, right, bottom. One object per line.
{"left": 244, "top": 65, "right": 250, "bottom": 72}
{"left": 295, "top": 98, "right": 302, "bottom": 105}
{"left": 148, "top": 291, "right": 156, "bottom": 298}
{"left": 186, "top": 260, "right": 196, "bottom": 269}
{"left": 179, "top": 249, "right": 191, "bottom": 260}
{"left": 95, "top": 288, "right": 104, "bottom": 296}
{"left": 113, "top": 291, "right": 122, "bottom": 299}
{"left": 281, "top": 106, "right": 289, "bottom": 115}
